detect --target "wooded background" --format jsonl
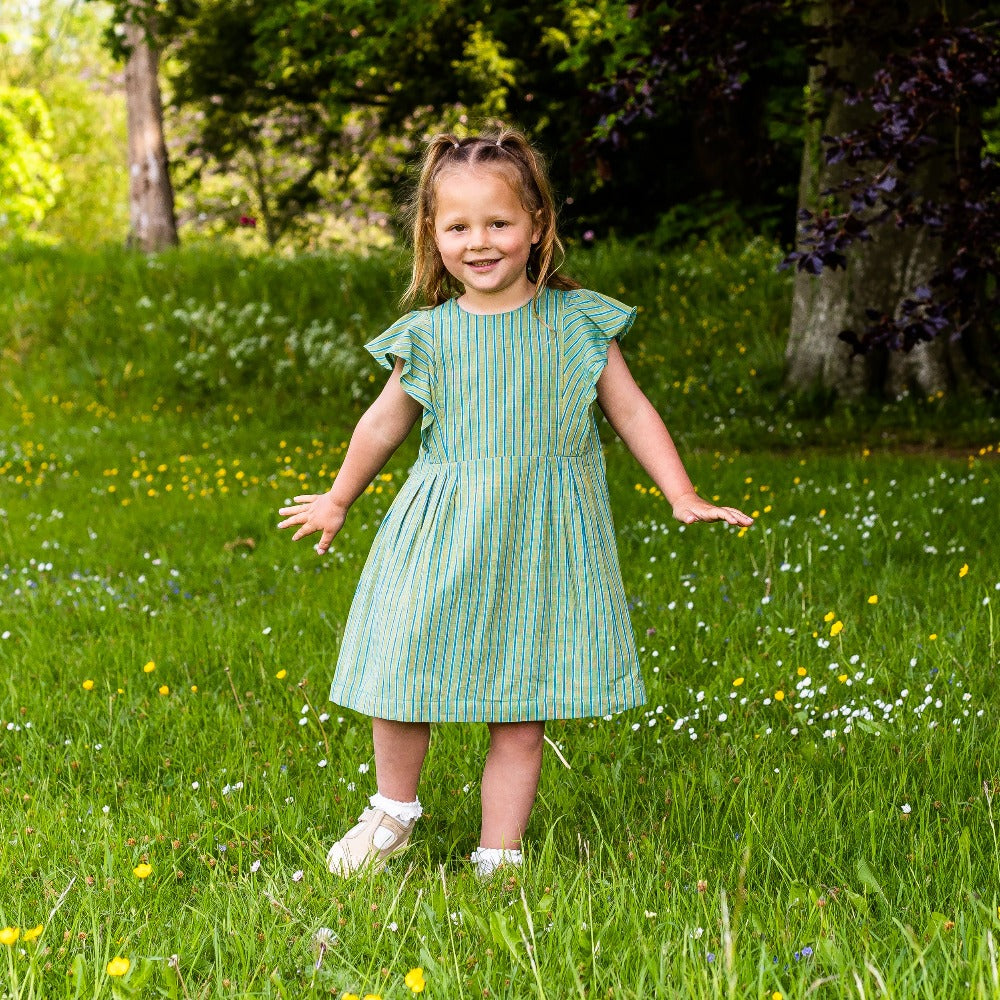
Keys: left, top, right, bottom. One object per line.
{"left": 1, "top": 0, "right": 997, "bottom": 400}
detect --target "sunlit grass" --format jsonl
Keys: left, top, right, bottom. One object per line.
{"left": 1, "top": 242, "right": 999, "bottom": 997}
{"left": 3, "top": 237, "right": 997, "bottom": 450}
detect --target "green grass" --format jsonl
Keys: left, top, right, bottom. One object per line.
{"left": 1, "top": 241, "right": 1000, "bottom": 998}
{"left": 3, "top": 237, "right": 997, "bottom": 451}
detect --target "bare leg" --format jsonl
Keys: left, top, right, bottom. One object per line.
{"left": 372, "top": 718, "right": 430, "bottom": 801}
{"left": 480, "top": 721, "right": 545, "bottom": 850}
{"left": 326, "top": 717, "right": 429, "bottom": 874}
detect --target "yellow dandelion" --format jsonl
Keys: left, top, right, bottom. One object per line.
{"left": 733, "top": 677, "right": 744, "bottom": 687}
{"left": 107, "top": 956, "right": 130, "bottom": 977}
{"left": 191, "top": 685, "right": 198, "bottom": 692}
{"left": 773, "top": 993, "right": 783, "bottom": 1000}
{"left": 796, "top": 667, "right": 807, "bottom": 677}
{"left": 405, "top": 968, "right": 426, "bottom": 994}
{"left": 82, "top": 679, "right": 95, "bottom": 691}
{"left": 868, "top": 594, "right": 879, "bottom": 604}
{"left": 0, "top": 926, "right": 19, "bottom": 946}
{"left": 774, "top": 690, "right": 785, "bottom": 702}
{"left": 362, "top": 995, "right": 382, "bottom": 1000}
{"left": 830, "top": 620, "right": 844, "bottom": 637}
{"left": 133, "top": 863, "right": 153, "bottom": 879}
{"left": 959, "top": 564, "right": 969, "bottom": 577}
{"left": 22, "top": 924, "right": 43, "bottom": 942}
{"left": 929, "top": 633, "right": 938, "bottom": 641}
{"left": 838, "top": 674, "right": 848, "bottom": 683}
{"left": 342, "top": 994, "right": 360, "bottom": 1000}
{"left": 143, "top": 661, "right": 156, "bottom": 674}
{"left": 158, "top": 685, "right": 169, "bottom": 696}
{"left": 276, "top": 669, "right": 287, "bottom": 680}
{"left": 823, "top": 611, "right": 836, "bottom": 623}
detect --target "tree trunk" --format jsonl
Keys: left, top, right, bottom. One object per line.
{"left": 124, "top": 9, "right": 177, "bottom": 252}
{"left": 785, "top": 0, "right": 967, "bottom": 399}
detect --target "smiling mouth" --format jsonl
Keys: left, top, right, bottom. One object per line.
{"left": 466, "top": 259, "right": 500, "bottom": 268}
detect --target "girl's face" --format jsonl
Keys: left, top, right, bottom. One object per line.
{"left": 432, "top": 167, "right": 541, "bottom": 313}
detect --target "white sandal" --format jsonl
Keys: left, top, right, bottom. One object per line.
{"left": 326, "top": 807, "right": 416, "bottom": 876}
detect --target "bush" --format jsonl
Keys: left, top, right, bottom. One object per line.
{"left": 162, "top": 298, "right": 371, "bottom": 400}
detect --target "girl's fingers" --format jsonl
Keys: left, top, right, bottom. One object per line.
{"left": 692, "top": 506, "right": 753, "bottom": 525}
{"left": 279, "top": 497, "right": 327, "bottom": 519}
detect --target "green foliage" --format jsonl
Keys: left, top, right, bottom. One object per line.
{"left": 0, "top": 85, "right": 62, "bottom": 239}
{"left": 2, "top": 238, "right": 997, "bottom": 453}
{"left": 150, "top": 0, "right": 476, "bottom": 247}
{"left": 983, "top": 98, "right": 1000, "bottom": 158}
{"left": 554, "top": 0, "right": 807, "bottom": 242}
{"left": 46, "top": 0, "right": 810, "bottom": 249}
{"left": 548, "top": 0, "right": 635, "bottom": 76}
{"left": 647, "top": 191, "right": 780, "bottom": 249}
{"left": 164, "top": 296, "right": 372, "bottom": 400}
{"left": 100, "top": 0, "right": 773, "bottom": 248}
{"left": 2, "top": 244, "right": 1000, "bottom": 999}
{"left": 453, "top": 22, "right": 518, "bottom": 119}
{"left": 0, "top": 0, "right": 128, "bottom": 247}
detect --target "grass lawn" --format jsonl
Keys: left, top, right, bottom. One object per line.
{"left": 1, "top": 241, "right": 999, "bottom": 998}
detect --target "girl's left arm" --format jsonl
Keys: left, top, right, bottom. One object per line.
{"left": 596, "top": 341, "right": 753, "bottom": 527}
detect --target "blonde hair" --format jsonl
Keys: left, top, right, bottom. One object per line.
{"left": 401, "top": 123, "right": 580, "bottom": 310}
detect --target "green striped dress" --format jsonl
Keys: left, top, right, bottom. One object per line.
{"left": 328, "top": 286, "right": 646, "bottom": 722}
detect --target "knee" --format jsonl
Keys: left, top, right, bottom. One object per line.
{"left": 488, "top": 721, "right": 545, "bottom": 758}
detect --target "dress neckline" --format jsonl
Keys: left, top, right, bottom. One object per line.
{"left": 451, "top": 288, "right": 545, "bottom": 318}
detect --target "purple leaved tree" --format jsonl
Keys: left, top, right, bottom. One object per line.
{"left": 598, "top": 0, "right": 999, "bottom": 398}
{"left": 785, "top": 0, "right": 999, "bottom": 397}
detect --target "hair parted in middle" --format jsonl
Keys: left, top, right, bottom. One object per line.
{"left": 402, "top": 123, "right": 581, "bottom": 310}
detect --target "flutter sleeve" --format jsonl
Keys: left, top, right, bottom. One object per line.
{"left": 363, "top": 310, "right": 434, "bottom": 410}
{"left": 563, "top": 289, "right": 638, "bottom": 390}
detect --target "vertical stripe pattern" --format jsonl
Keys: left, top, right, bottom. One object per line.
{"left": 329, "top": 287, "right": 646, "bottom": 722}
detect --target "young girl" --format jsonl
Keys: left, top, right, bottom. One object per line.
{"left": 278, "top": 125, "right": 753, "bottom": 878}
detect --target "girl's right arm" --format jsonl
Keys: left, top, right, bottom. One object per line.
{"left": 277, "top": 359, "right": 422, "bottom": 554}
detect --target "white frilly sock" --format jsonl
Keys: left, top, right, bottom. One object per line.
{"left": 471, "top": 846, "right": 523, "bottom": 877}
{"left": 369, "top": 792, "right": 423, "bottom": 825}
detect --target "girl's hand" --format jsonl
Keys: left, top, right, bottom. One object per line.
{"left": 277, "top": 493, "right": 348, "bottom": 554}
{"left": 671, "top": 491, "right": 754, "bottom": 527}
